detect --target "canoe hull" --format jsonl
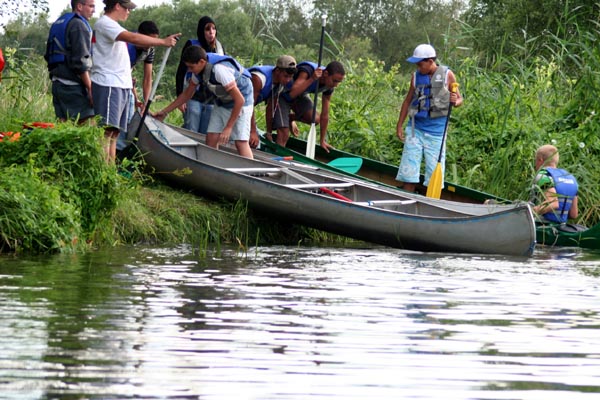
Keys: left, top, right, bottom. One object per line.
{"left": 536, "top": 223, "right": 600, "bottom": 249}
{"left": 134, "top": 117, "right": 536, "bottom": 256}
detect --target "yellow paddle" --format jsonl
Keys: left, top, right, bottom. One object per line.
{"left": 426, "top": 82, "right": 459, "bottom": 199}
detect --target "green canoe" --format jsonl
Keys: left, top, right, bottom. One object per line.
{"left": 260, "top": 135, "right": 599, "bottom": 250}
{"left": 259, "top": 135, "right": 505, "bottom": 204}
{"left": 535, "top": 222, "right": 600, "bottom": 249}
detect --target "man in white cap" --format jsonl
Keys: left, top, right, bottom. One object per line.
{"left": 395, "top": 44, "right": 463, "bottom": 193}
{"left": 248, "top": 55, "right": 297, "bottom": 148}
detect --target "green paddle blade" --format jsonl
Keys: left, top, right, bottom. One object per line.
{"left": 327, "top": 157, "right": 363, "bottom": 174}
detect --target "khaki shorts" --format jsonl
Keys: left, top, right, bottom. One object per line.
{"left": 207, "top": 104, "right": 252, "bottom": 141}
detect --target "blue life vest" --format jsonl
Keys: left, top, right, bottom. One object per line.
{"left": 410, "top": 65, "right": 450, "bottom": 119}
{"left": 542, "top": 167, "right": 578, "bottom": 223}
{"left": 282, "top": 61, "right": 327, "bottom": 102}
{"left": 196, "top": 54, "right": 252, "bottom": 108}
{"left": 45, "top": 13, "right": 92, "bottom": 68}
{"left": 183, "top": 39, "right": 201, "bottom": 89}
{"left": 127, "top": 38, "right": 138, "bottom": 68}
{"left": 248, "top": 65, "right": 275, "bottom": 104}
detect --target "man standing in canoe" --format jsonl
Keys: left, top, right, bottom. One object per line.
{"left": 395, "top": 44, "right": 463, "bottom": 193}
{"left": 530, "top": 144, "right": 579, "bottom": 223}
{"left": 248, "top": 55, "right": 298, "bottom": 148}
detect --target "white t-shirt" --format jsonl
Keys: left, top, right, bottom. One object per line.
{"left": 91, "top": 15, "right": 132, "bottom": 89}
{"left": 251, "top": 70, "right": 267, "bottom": 88}
{"left": 191, "top": 63, "right": 236, "bottom": 90}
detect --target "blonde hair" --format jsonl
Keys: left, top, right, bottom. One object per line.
{"left": 536, "top": 144, "right": 559, "bottom": 167}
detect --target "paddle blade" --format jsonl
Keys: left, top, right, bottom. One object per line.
{"left": 426, "top": 163, "right": 443, "bottom": 199}
{"left": 327, "top": 157, "right": 363, "bottom": 174}
{"left": 306, "top": 123, "right": 317, "bottom": 159}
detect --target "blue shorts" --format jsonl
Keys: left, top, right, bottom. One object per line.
{"left": 92, "top": 83, "right": 130, "bottom": 132}
{"left": 207, "top": 105, "right": 252, "bottom": 141}
{"left": 396, "top": 126, "right": 445, "bottom": 187}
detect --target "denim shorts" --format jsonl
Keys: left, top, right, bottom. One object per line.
{"left": 184, "top": 99, "right": 213, "bottom": 134}
{"left": 395, "top": 126, "right": 445, "bottom": 187}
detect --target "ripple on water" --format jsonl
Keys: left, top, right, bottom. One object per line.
{"left": 0, "top": 245, "right": 599, "bottom": 399}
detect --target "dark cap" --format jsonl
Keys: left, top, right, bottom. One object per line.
{"left": 118, "top": 0, "right": 137, "bottom": 10}
{"left": 276, "top": 55, "right": 297, "bottom": 69}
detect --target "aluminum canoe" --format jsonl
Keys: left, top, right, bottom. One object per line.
{"left": 132, "top": 116, "right": 536, "bottom": 256}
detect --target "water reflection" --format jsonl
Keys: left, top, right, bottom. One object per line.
{"left": 0, "top": 245, "right": 599, "bottom": 399}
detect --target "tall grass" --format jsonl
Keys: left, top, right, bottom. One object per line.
{"left": 317, "top": 12, "right": 600, "bottom": 227}
{"left": 0, "top": 49, "right": 346, "bottom": 254}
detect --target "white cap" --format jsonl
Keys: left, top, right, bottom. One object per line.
{"left": 406, "top": 44, "right": 436, "bottom": 63}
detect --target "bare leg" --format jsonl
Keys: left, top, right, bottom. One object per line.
{"left": 276, "top": 127, "right": 291, "bottom": 147}
{"left": 104, "top": 128, "right": 119, "bottom": 164}
{"left": 235, "top": 141, "right": 254, "bottom": 159}
{"left": 402, "top": 182, "right": 416, "bottom": 193}
{"left": 206, "top": 132, "right": 220, "bottom": 149}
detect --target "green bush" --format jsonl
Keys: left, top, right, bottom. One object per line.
{"left": 0, "top": 160, "right": 80, "bottom": 253}
{"left": 0, "top": 124, "right": 122, "bottom": 252}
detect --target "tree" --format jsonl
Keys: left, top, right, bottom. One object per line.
{"left": 462, "top": 0, "right": 599, "bottom": 66}
{"left": 0, "top": 0, "right": 48, "bottom": 27}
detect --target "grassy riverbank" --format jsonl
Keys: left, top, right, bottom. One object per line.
{"left": 3, "top": 38, "right": 600, "bottom": 253}
{"left": 0, "top": 120, "right": 342, "bottom": 254}
{"left": 0, "top": 54, "right": 343, "bottom": 254}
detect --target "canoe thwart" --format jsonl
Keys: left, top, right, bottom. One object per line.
{"left": 169, "top": 142, "right": 199, "bottom": 147}
{"left": 355, "top": 200, "right": 417, "bottom": 206}
{"left": 227, "top": 167, "right": 283, "bottom": 173}
{"left": 286, "top": 183, "right": 355, "bottom": 189}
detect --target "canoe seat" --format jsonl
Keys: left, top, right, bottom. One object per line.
{"left": 355, "top": 200, "right": 417, "bottom": 207}
{"left": 286, "top": 183, "right": 354, "bottom": 189}
{"left": 169, "top": 141, "right": 199, "bottom": 147}
{"left": 227, "top": 167, "right": 282, "bottom": 173}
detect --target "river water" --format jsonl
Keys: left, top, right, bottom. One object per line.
{"left": 1, "top": 244, "right": 599, "bottom": 399}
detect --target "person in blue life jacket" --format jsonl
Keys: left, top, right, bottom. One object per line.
{"left": 273, "top": 60, "right": 346, "bottom": 150}
{"left": 127, "top": 20, "right": 159, "bottom": 115}
{"left": 44, "top": 0, "right": 96, "bottom": 123}
{"left": 395, "top": 44, "right": 463, "bottom": 193}
{"left": 530, "top": 144, "right": 579, "bottom": 223}
{"left": 154, "top": 46, "right": 254, "bottom": 159}
{"left": 248, "top": 55, "right": 298, "bottom": 149}
{"left": 116, "top": 20, "right": 160, "bottom": 152}
{"left": 175, "top": 16, "right": 225, "bottom": 135}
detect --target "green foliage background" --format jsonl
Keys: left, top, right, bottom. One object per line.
{"left": 2, "top": 0, "right": 600, "bottom": 252}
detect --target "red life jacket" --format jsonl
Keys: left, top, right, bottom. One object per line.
{"left": 0, "top": 47, "right": 5, "bottom": 78}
